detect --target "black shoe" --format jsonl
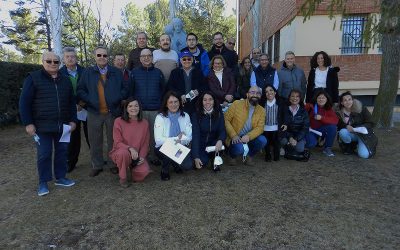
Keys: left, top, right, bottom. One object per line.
{"left": 213, "top": 165, "right": 221, "bottom": 172}
{"left": 174, "top": 166, "right": 183, "bottom": 174}
{"left": 89, "top": 169, "right": 103, "bottom": 177}
{"left": 150, "top": 159, "right": 162, "bottom": 166}
{"left": 161, "top": 171, "right": 170, "bottom": 181}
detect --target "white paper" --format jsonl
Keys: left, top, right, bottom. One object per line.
{"left": 77, "top": 109, "right": 87, "bottom": 121}
{"left": 59, "top": 124, "right": 71, "bottom": 142}
{"left": 185, "top": 90, "right": 197, "bottom": 101}
{"left": 159, "top": 138, "right": 190, "bottom": 164}
{"left": 353, "top": 126, "right": 368, "bottom": 134}
{"left": 205, "top": 145, "right": 225, "bottom": 153}
{"left": 309, "top": 128, "right": 323, "bottom": 136}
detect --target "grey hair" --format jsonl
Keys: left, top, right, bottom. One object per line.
{"left": 93, "top": 45, "right": 108, "bottom": 54}
{"left": 42, "top": 51, "right": 60, "bottom": 61}
{"left": 62, "top": 47, "right": 76, "bottom": 54}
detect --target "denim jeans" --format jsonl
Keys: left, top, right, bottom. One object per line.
{"left": 36, "top": 132, "right": 69, "bottom": 183}
{"left": 229, "top": 135, "right": 267, "bottom": 158}
{"left": 306, "top": 124, "right": 337, "bottom": 148}
{"left": 338, "top": 128, "right": 369, "bottom": 159}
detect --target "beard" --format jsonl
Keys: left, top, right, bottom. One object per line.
{"left": 249, "top": 97, "right": 259, "bottom": 106}
{"left": 215, "top": 43, "right": 223, "bottom": 49}
{"left": 161, "top": 46, "right": 171, "bottom": 52}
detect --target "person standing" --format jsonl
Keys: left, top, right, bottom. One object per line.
{"left": 77, "top": 45, "right": 128, "bottom": 177}
{"left": 127, "top": 32, "right": 155, "bottom": 71}
{"left": 153, "top": 34, "right": 179, "bottom": 84}
{"left": 113, "top": 53, "right": 130, "bottom": 83}
{"left": 250, "top": 48, "right": 261, "bottom": 68}
{"left": 19, "top": 51, "right": 77, "bottom": 196}
{"left": 180, "top": 32, "right": 210, "bottom": 77}
{"left": 208, "top": 32, "right": 238, "bottom": 70}
{"left": 59, "top": 47, "right": 88, "bottom": 173}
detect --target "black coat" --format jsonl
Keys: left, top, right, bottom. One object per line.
{"left": 208, "top": 44, "right": 238, "bottom": 70}
{"left": 306, "top": 67, "right": 340, "bottom": 103}
{"left": 166, "top": 67, "right": 207, "bottom": 114}
{"left": 281, "top": 105, "right": 310, "bottom": 141}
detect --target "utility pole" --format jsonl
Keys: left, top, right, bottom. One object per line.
{"left": 49, "top": 0, "right": 63, "bottom": 58}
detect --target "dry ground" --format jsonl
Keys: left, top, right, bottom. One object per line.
{"left": 0, "top": 125, "right": 399, "bottom": 249}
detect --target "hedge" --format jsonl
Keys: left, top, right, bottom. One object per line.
{"left": 0, "top": 61, "right": 41, "bottom": 126}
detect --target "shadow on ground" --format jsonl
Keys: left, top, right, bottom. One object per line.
{"left": 0, "top": 126, "right": 399, "bottom": 249}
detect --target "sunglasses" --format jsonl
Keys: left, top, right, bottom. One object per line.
{"left": 181, "top": 58, "right": 192, "bottom": 62}
{"left": 140, "top": 55, "right": 152, "bottom": 58}
{"left": 96, "top": 54, "right": 108, "bottom": 58}
{"left": 45, "top": 60, "right": 60, "bottom": 65}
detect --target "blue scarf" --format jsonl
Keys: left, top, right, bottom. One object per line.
{"left": 168, "top": 111, "right": 181, "bottom": 137}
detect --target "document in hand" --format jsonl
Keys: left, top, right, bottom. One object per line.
{"left": 353, "top": 127, "right": 368, "bottom": 134}
{"left": 159, "top": 138, "right": 191, "bottom": 164}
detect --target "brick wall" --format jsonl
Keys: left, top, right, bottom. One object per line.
{"left": 296, "top": 0, "right": 380, "bottom": 15}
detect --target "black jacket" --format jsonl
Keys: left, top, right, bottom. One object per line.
{"left": 281, "top": 105, "right": 310, "bottom": 141}
{"left": 208, "top": 44, "right": 238, "bottom": 70}
{"left": 306, "top": 67, "right": 340, "bottom": 103}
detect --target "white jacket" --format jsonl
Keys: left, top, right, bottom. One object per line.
{"left": 154, "top": 112, "right": 192, "bottom": 148}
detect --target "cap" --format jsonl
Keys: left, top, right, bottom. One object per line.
{"left": 179, "top": 50, "right": 192, "bottom": 59}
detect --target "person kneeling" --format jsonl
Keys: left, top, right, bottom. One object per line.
{"left": 155, "top": 91, "right": 193, "bottom": 181}
{"left": 224, "top": 86, "right": 267, "bottom": 166}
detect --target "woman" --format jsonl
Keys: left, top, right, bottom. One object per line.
{"left": 167, "top": 50, "right": 206, "bottom": 114}
{"left": 305, "top": 90, "right": 338, "bottom": 157}
{"left": 336, "top": 91, "right": 377, "bottom": 159}
{"left": 280, "top": 89, "right": 310, "bottom": 161}
{"left": 154, "top": 91, "right": 193, "bottom": 180}
{"left": 236, "top": 57, "right": 253, "bottom": 99}
{"left": 306, "top": 51, "right": 340, "bottom": 103}
{"left": 207, "top": 55, "right": 236, "bottom": 107}
{"left": 109, "top": 97, "right": 150, "bottom": 187}
{"left": 191, "top": 91, "right": 226, "bottom": 171}
{"left": 263, "top": 86, "right": 282, "bottom": 162}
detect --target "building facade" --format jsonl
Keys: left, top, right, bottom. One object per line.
{"left": 239, "top": 0, "right": 400, "bottom": 103}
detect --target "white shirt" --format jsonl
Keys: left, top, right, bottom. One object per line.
{"left": 154, "top": 112, "right": 192, "bottom": 148}
{"left": 315, "top": 67, "right": 328, "bottom": 88}
{"left": 214, "top": 69, "right": 223, "bottom": 87}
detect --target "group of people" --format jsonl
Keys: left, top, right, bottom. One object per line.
{"left": 19, "top": 31, "right": 378, "bottom": 196}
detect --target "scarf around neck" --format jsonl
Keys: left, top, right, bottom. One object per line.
{"left": 168, "top": 111, "right": 181, "bottom": 137}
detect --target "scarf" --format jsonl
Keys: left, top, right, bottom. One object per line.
{"left": 168, "top": 111, "right": 181, "bottom": 137}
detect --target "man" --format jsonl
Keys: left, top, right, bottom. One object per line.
{"left": 77, "top": 45, "right": 128, "bottom": 177}
{"left": 19, "top": 51, "right": 77, "bottom": 196}
{"left": 277, "top": 51, "right": 307, "bottom": 101}
{"left": 59, "top": 47, "right": 88, "bottom": 173}
{"left": 127, "top": 32, "right": 155, "bottom": 70}
{"left": 180, "top": 32, "right": 210, "bottom": 77}
{"left": 113, "top": 53, "right": 130, "bottom": 82}
{"left": 224, "top": 86, "right": 267, "bottom": 166}
{"left": 153, "top": 33, "right": 179, "bottom": 84}
{"left": 250, "top": 48, "right": 261, "bottom": 68}
{"left": 167, "top": 50, "right": 206, "bottom": 114}
{"left": 130, "top": 49, "right": 165, "bottom": 165}
{"left": 250, "top": 53, "right": 279, "bottom": 102}
{"left": 225, "top": 37, "right": 236, "bottom": 51}
{"left": 208, "top": 32, "right": 238, "bottom": 70}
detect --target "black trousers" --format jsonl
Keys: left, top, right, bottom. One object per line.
{"left": 263, "top": 130, "right": 280, "bottom": 160}
{"left": 68, "top": 120, "right": 90, "bottom": 169}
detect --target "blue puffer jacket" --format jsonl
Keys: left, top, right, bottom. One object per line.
{"left": 19, "top": 68, "right": 77, "bottom": 133}
{"left": 129, "top": 66, "right": 165, "bottom": 111}
{"left": 191, "top": 111, "right": 226, "bottom": 159}
{"left": 77, "top": 65, "right": 128, "bottom": 117}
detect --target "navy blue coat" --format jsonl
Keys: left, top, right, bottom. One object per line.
{"left": 191, "top": 111, "right": 226, "bottom": 159}
{"left": 281, "top": 105, "right": 310, "bottom": 141}
{"left": 19, "top": 68, "right": 77, "bottom": 133}
{"left": 129, "top": 66, "right": 165, "bottom": 111}
{"left": 166, "top": 67, "right": 207, "bottom": 114}
{"left": 77, "top": 65, "right": 128, "bottom": 117}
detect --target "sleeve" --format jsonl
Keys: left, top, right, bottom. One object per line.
{"left": 217, "top": 113, "right": 227, "bottom": 142}
{"left": 139, "top": 120, "right": 150, "bottom": 158}
{"left": 296, "top": 109, "right": 310, "bottom": 141}
{"left": 250, "top": 71, "right": 256, "bottom": 86}
{"left": 201, "top": 52, "right": 210, "bottom": 77}
{"left": 112, "top": 119, "right": 130, "bottom": 151}
{"left": 273, "top": 71, "right": 279, "bottom": 90}
{"left": 69, "top": 85, "right": 78, "bottom": 123}
{"left": 306, "top": 70, "right": 315, "bottom": 103}
{"left": 227, "top": 72, "right": 236, "bottom": 96}
{"left": 154, "top": 114, "right": 168, "bottom": 146}
{"left": 76, "top": 68, "right": 90, "bottom": 105}
{"left": 129, "top": 72, "right": 135, "bottom": 98}
{"left": 191, "top": 113, "right": 200, "bottom": 158}
{"left": 320, "top": 108, "right": 339, "bottom": 125}
{"left": 224, "top": 101, "right": 238, "bottom": 139}
{"left": 208, "top": 76, "right": 226, "bottom": 100}
{"left": 247, "top": 107, "right": 266, "bottom": 140}
{"left": 301, "top": 70, "right": 307, "bottom": 99}
{"left": 121, "top": 74, "right": 129, "bottom": 100}
{"left": 330, "top": 70, "right": 339, "bottom": 103}
{"left": 361, "top": 107, "right": 375, "bottom": 129}
{"left": 181, "top": 113, "right": 192, "bottom": 145}
{"left": 336, "top": 111, "right": 347, "bottom": 130}
{"left": 19, "top": 75, "right": 35, "bottom": 126}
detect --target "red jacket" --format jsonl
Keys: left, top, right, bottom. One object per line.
{"left": 305, "top": 103, "right": 338, "bottom": 129}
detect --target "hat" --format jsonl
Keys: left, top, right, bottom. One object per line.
{"left": 179, "top": 50, "right": 192, "bottom": 59}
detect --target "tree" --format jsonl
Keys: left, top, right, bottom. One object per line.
{"left": 300, "top": 0, "right": 400, "bottom": 128}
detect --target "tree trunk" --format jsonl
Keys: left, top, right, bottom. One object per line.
{"left": 372, "top": 0, "right": 400, "bottom": 128}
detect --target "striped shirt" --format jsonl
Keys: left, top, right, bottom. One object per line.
{"left": 264, "top": 100, "right": 278, "bottom": 131}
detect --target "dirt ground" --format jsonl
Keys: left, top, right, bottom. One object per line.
{"left": 0, "top": 125, "right": 399, "bottom": 249}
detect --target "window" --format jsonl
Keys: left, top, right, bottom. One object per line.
{"left": 273, "top": 31, "right": 280, "bottom": 63}
{"left": 341, "top": 16, "right": 368, "bottom": 54}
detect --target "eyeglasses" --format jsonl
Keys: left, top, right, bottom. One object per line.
{"left": 181, "top": 58, "right": 192, "bottom": 62}
{"left": 96, "top": 54, "right": 108, "bottom": 58}
{"left": 45, "top": 60, "right": 60, "bottom": 65}
{"left": 228, "top": 42, "right": 235, "bottom": 45}
{"left": 248, "top": 91, "right": 261, "bottom": 95}
{"left": 140, "top": 55, "right": 152, "bottom": 58}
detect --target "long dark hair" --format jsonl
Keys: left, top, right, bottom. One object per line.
{"left": 195, "top": 91, "right": 221, "bottom": 120}
{"left": 339, "top": 91, "right": 354, "bottom": 110}
{"left": 310, "top": 51, "right": 332, "bottom": 69}
{"left": 121, "top": 97, "right": 143, "bottom": 122}
{"left": 159, "top": 91, "right": 185, "bottom": 117}
{"left": 311, "top": 90, "right": 333, "bottom": 109}
{"left": 239, "top": 57, "right": 252, "bottom": 76}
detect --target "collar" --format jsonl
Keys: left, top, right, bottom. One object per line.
{"left": 97, "top": 65, "right": 108, "bottom": 74}
{"left": 266, "top": 99, "right": 276, "bottom": 107}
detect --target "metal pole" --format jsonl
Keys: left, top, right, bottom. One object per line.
{"left": 49, "top": 0, "right": 62, "bottom": 58}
